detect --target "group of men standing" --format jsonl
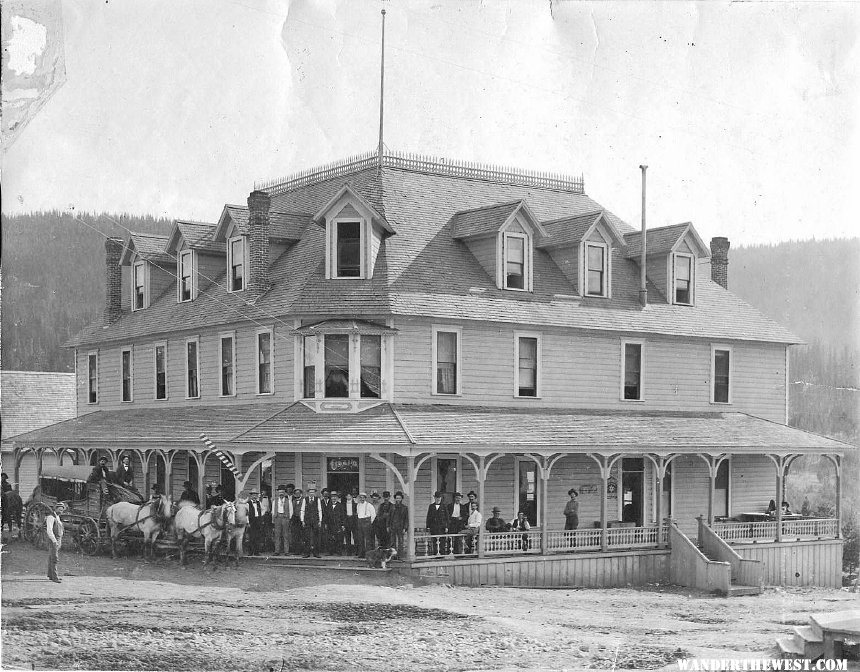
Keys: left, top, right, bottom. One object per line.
{"left": 265, "top": 484, "right": 410, "bottom": 559}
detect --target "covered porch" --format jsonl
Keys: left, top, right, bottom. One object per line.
{"left": 6, "top": 403, "right": 847, "bottom": 586}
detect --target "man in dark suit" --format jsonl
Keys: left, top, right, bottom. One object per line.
{"left": 425, "top": 491, "right": 449, "bottom": 556}
{"left": 327, "top": 491, "right": 345, "bottom": 555}
{"left": 448, "top": 492, "right": 469, "bottom": 553}
{"left": 300, "top": 485, "right": 323, "bottom": 558}
{"left": 179, "top": 481, "right": 200, "bottom": 506}
{"left": 290, "top": 488, "right": 304, "bottom": 555}
{"left": 320, "top": 488, "right": 332, "bottom": 554}
{"left": 247, "top": 490, "right": 264, "bottom": 556}
{"left": 375, "top": 491, "right": 394, "bottom": 548}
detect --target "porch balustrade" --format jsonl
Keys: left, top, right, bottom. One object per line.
{"left": 711, "top": 517, "right": 839, "bottom": 543}
{"left": 413, "top": 524, "right": 667, "bottom": 560}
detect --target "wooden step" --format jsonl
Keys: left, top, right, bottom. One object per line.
{"left": 725, "top": 584, "right": 762, "bottom": 597}
{"left": 776, "top": 636, "right": 805, "bottom": 659}
{"left": 792, "top": 625, "right": 824, "bottom": 660}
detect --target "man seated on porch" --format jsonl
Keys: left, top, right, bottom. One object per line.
{"left": 511, "top": 511, "right": 531, "bottom": 551}
{"left": 781, "top": 501, "right": 792, "bottom": 515}
{"left": 462, "top": 501, "right": 482, "bottom": 553}
{"left": 485, "top": 507, "right": 511, "bottom": 533}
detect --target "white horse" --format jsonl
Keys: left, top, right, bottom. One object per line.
{"left": 105, "top": 494, "right": 172, "bottom": 559}
{"left": 223, "top": 500, "right": 249, "bottom": 568}
{"left": 173, "top": 500, "right": 237, "bottom": 567}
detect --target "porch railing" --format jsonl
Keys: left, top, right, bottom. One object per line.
{"left": 413, "top": 524, "right": 667, "bottom": 560}
{"left": 711, "top": 518, "right": 839, "bottom": 543}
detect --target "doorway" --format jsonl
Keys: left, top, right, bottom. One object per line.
{"left": 326, "top": 456, "right": 360, "bottom": 497}
{"left": 621, "top": 458, "right": 644, "bottom": 525}
{"left": 436, "top": 458, "right": 458, "bottom": 508}
{"left": 516, "top": 458, "right": 539, "bottom": 526}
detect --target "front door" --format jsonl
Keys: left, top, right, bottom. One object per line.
{"left": 436, "top": 458, "right": 457, "bottom": 508}
{"left": 621, "top": 458, "right": 644, "bottom": 525}
{"left": 326, "top": 456, "right": 360, "bottom": 497}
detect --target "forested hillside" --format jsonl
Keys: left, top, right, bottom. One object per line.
{"left": 730, "top": 239, "right": 859, "bottom": 443}
{"left": 1, "top": 212, "right": 172, "bottom": 371}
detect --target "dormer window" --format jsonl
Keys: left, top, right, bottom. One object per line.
{"left": 228, "top": 236, "right": 246, "bottom": 292}
{"left": 335, "top": 221, "right": 362, "bottom": 278}
{"left": 504, "top": 234, "right": 527, "bottom": 290}
{"left": 132, "top": 261, "right": 147, "bottom": 310}
{"left": 673, "top": 253, "right": 694, "bottom": 305}
{"left": 178, "top": 250, "right": 194, "bottom": 302}
{"left": 585, "top": 242, "right": 608, "bottom": 297}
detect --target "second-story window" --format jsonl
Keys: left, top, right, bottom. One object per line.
{"left": 87, "top": 352, "right": 98, "bottom": 404}
{"left": 324, "top": 334, "right": 350, "bottom": 398}
{"left": 360, "top": 335, "right": 381, "bottom": 398}
{"left": 220, "top": 334, "right": 235, "bottom": 396}
{"left": 585, "top": 243, "right": 608, "bottom": 297}
{"left": 303, "top": 335, "right": 316, "bottom": 398}
{"left": 133, "top": 262, "right": 146, "bottom": 310}
{"left": 712, "top": 347, "right": 731, "bottom": 404}
{"left": 257, "top": 330, "right": 272, "bottom": 395}
{"left": 674, "top": 254, "right": 693, "bottom": 305}
{"left": 515, "top": 334, "right": 540, "bottom": 398}
{"left": 433, "top": 328, "right": 461, "bottom": 395}
{"left": 504, "top": 234, "right": 526, "bottom": 290}
{"left": 622, "top": 342, "right": 643, "bottom": 401}
{"left": 121, "top": 347, "right": 133, "bottom": 402}
{"left": 154, "top": 343, "right": 167, "bottom": 400}
{"left": 335, "top": 221, "right": 361, "bottom": 278}
{"left": 228, "top": 236, "right": 245, "bottom": 292}
{"left": 186, "top": 339, "right": 200, "bottom": 399}
{"left": 178, "top": 250, "right": 194, "bottom": 302}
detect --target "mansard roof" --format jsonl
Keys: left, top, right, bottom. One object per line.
{"left": 216, "top": 204, "right": 310, "bottom": 243}
{"left": 165, "top": 220, "right": 224, "bottom": 255}
{"left": 66, "top": 152, "right": 800, "bottom": 347}
{"left": 119, "top": 232, "right": 173, "bottom": 266}
{"left": 624, "top": 222, "right": 709, "bottom": 259}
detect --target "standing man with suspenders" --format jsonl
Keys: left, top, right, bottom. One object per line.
{"left": 45, "top": 501, "right": 68, "bottom": 583}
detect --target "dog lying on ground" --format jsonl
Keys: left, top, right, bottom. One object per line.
{"left": 365, "top": 547, "right": 397, "bottom": 569}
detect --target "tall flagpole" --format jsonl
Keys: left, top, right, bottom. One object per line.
{"left": 377, "top": 8, "right": 386, "bottom": 175}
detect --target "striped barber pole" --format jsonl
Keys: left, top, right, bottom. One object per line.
{"left": 199, "top": 433, "right": 241, "bottom": 479}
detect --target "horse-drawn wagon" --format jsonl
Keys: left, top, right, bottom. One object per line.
{"left": 22, "top": 465, "right": 144, "bottom": 555}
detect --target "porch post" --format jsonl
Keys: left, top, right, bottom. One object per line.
{"left": 165, "top": 452, "right": 174, "bottom": 501}
{"left": 600, "top": 459, "right": 609, "bottom": 552}
{"left": 13, "top": 448, "right": 22, "bottom": 492}
{"left": 196, "top": 453, "right": 206, "bottom": 507}
{"left": 406, "top": 456, "right": 416, "bottom": 562}
{"left": 540, "top": 456, "right": 549, "bottom": 555}
{"left": 706, "top": 456, "right": 716, "bottom": 526}
{"left": 654, "top": 456, "right": 665, "bottom": 549}
{"left": 477, "top": 455, "right": 486, "bottom": 559}
{"left": 834, "top": 456, "right": 842, "bottom": 538}
{"left": 774, "top": 455, "right": 784, "bottom": 543}
{"left": 36, "top": 448, "right": 44, "bottom": 481}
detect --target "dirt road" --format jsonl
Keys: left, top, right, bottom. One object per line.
{"left": 1, "top": 542, "right": 854, "bottom": 671}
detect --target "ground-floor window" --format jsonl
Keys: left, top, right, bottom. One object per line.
{"left": 326, "top": 456, "right": 359, "bottom": 496}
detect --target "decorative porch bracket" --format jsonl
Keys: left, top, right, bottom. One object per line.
{"left": 767, "top": 453, "right": 793, "bottom": 543}
{"left": 823, "top": 454, "right": 842, "bottom": 538}
{"left": 587, "top": 453, "right": 619, "bottom": 552}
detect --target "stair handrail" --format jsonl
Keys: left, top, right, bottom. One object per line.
{"left": 698, "top": 516, "right": 764, "bottom": 588}
{"left": 667, "top": 519, "right": 731, "bottom": 595}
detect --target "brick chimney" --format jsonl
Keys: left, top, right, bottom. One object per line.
{"left": 247, "top": 190, "right": 271, "bottom": 294}
{"left": 104, "top": 237, "right": 124, "bottom": 324}
{"left": 710, "top": 236, "right": 730, "bottom": 290}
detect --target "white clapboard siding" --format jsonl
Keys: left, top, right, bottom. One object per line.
{"left": 547, "top": 454, "right": 604, "bottom": 529}
{"left": 300, "top": 453, "right": 322, "bottom": 490}
{"left": 672, "top": 454, "right": 710, "bottom": 536}
{"left": 272, "top": 453, "right": 296, "bottom": 489}
{"left": 392, "top": 317, "right": 786, "bottom": 421}
{"left": 730, "top": 455, "right": 777, "bottom": 514}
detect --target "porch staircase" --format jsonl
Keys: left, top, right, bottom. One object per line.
{"left": 697, "top": 545, "right": 762, "bottom": 597}
{"left": 777, "top": 610, "right": 860, "bottom": 661}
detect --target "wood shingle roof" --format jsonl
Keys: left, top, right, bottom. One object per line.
{"left": 66, "top": 162, "right": 800, "bottom": 348}
{"left": 0, "top": 371, "right": 76, "bottom": 442}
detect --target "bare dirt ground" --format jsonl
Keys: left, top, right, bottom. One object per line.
{"left": 1, "top": 540, "right": 856, "bottom": 672}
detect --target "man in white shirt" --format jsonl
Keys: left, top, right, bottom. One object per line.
{"left": 45, "top": 501, "right": 68, "bottom": 583}
{"left": 462, "top": 501, "right": 482, "bottom": 554}
{"left": 272, "top": 485, "right": 293, "bottom": 555}
{"left": 355, "top": 492, "right": 376, "bottom": 558}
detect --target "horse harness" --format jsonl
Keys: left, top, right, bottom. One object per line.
{"left": 114, "top": 498, "right": 168, "bottom": 535}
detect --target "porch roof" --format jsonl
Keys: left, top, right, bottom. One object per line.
{"left": 5, "top": 402, "right": 849, "bottom": 456}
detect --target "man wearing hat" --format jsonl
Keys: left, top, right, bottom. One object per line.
{"left": 425, "top": 491, "right": 450, "bottom": 556}
{"left": 485, "top": 506, "right": 511, "bottom": 533}
{"left": 247, "top": 489, "right": 265, "bottom": 556}
{"left": 45, "top": 501, "right": 68, "bottom": 583}
{"left": 290, "top": 488, "right": 304, "bottom": 555}
{"left": 88, "top": 455, "right": 113, "bottom": 499}
{"left": 449, "top": 492, "right": 470, "bottom": 553}
{"left": 355, "top": 492, "right": 375, "bottom": 558}
{"left": 375, "top": 491, "right": 394, "bottom": 549}
{"left": 272, "top": 485, "right": 293, "bottom": 555}
{"left": 299, "top": 484, "right": 323, "bottom": 558}
{"left": 179, "top": 480, "right": 200, "bottom": 505}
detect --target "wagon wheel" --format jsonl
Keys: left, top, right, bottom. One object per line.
{"left": 22, "top": 502, "right": 51, "bottom": 547}
{"left": 76, "top": 518, "right": 101, "bottom": 555}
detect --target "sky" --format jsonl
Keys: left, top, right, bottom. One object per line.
{"left": 2, "top": 0, "right": 858, "bottom": 247}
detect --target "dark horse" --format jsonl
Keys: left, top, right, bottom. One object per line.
{"left": 1, "top": 490, "right": 24, "bottom": 540}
